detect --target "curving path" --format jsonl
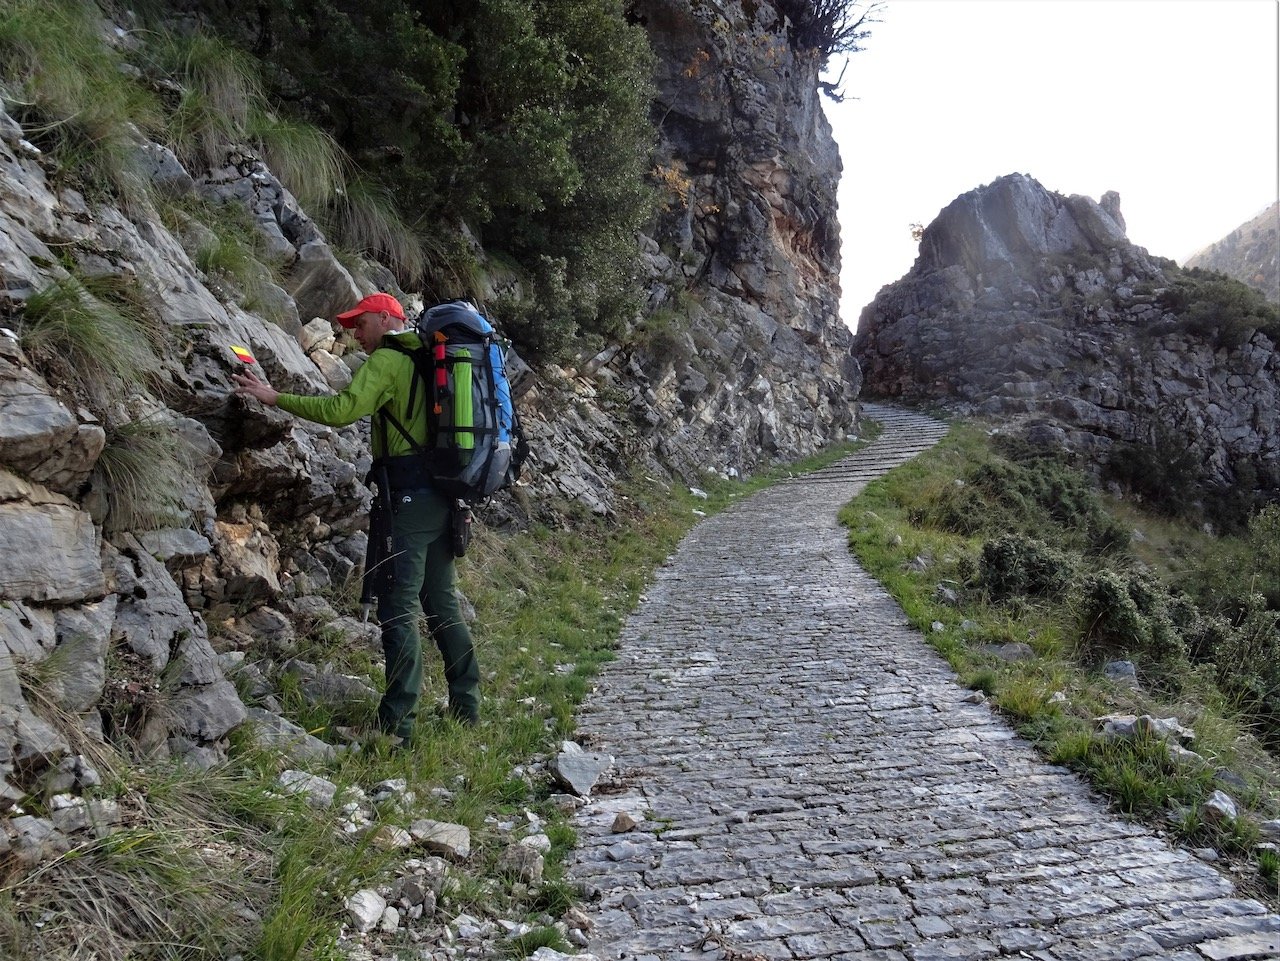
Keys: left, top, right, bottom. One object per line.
{"left": 565, "top": 404, "right": 1280, "bottom": 961}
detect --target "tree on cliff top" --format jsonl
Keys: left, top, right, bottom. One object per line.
{"left": 776, "top": 0, "right": 883, "bottom": 59}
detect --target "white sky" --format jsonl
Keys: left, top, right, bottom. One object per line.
{"left": 824, "top": 0, "right": 1280, "bottom": 330}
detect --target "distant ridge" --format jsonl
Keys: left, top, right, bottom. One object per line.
{"left": 1186, "top": 200, "right": 1280, "bottom": 303}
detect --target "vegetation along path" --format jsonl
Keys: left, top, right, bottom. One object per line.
{"left": 565, "top": 404, "right": 1280, "bottom": 961}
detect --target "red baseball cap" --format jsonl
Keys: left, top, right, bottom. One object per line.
{"left": 335, "top": 292, "right": 406, "bottom": 328}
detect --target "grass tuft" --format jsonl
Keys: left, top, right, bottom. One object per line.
{"left": 0, "top": 0, "right": 162, "bottom": 201}
{"left": 18, "top": 272, "right": 168, "bottom": 409}
{"left": 507, "top": 925, "right": 571, "bottom": 957}
{"left": 151, "top": 29, "right": 261, "bottom": 168}
{"left": 248, "top": 109, "right": 345, "bottom": 212}
{"left": 322, "top": 174, "right": 427, "bottom": 287}
{"left": 92, "top": 417, "right": 202, "bottom": 533}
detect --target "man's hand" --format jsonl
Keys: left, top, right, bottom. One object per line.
{"left": 232, "top": 370, "right": 280, "bottom": 407}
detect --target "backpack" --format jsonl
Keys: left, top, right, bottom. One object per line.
{"left": 375, "top": 301, "right": 529, "bottom": 505}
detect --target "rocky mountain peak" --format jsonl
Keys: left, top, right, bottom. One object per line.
{"left": 913, "top": 172, "right": 1142, "bottom": 287}
{"left": 854, "top": 172, "right": 1279, "bottom": 501}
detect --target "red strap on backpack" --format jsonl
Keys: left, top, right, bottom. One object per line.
{"left": 433, "top": 331, "right": 448, "bottom": 414}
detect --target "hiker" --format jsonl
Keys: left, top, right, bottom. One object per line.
{"left": 231, "top": 292, "right": 481, "bottom": 738}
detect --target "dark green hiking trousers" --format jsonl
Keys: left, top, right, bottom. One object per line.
{"left": 376, "top": 487, "right": 480, "bottom": 737}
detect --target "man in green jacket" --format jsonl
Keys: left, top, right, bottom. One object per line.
{"left": 232, "top": 292, "right": 481, "bottom": 738}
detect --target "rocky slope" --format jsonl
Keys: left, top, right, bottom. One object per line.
{"left": 1186, "top": 200, "right": 1280, "bottom": 304}
{"left": 853, "top": 172, "right": 1279, "bottom": 495}
{"left": 0, "top": 0, "right": 857, "bottom": 856}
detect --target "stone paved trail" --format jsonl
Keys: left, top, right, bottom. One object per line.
{"left": 565, "top": 404, "right": 1280, "bottom": 961}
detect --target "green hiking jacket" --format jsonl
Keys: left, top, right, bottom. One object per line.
{"left": 276, "top": 330, "right": 425, "bottom": 457}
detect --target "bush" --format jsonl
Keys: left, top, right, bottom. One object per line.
{"left": 1077, "top": 569, "right": 1185, "bottom": 667}
{"left": 490, "top": 255, "right": 579, "bottom": 364}
{"left": 1211, "top": 593, "right": 1280, "bottom": 703}
{"left": 182, "top": 0, "right": 656, "bottom": 359}
{"left": 1159, "top": 268, "right": 1280, "bottom": 348}
{"left": 775, "top": 0, "right": 880, "bottom": 60}
{"left": 978, "top": 533, "right": 1075, "bottom": 602}
{"left": 1175, "top": 502, "right": 1280, "bottom": 616}
{"left": 1250, "top": 503, "right": 1280, "bottom": 610}
{"left": 924, "top": 448, "right": 1129, "bottom": 556}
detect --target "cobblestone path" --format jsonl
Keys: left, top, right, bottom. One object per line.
{"left": 566, "top": 404, "right": 1280, "bottom": 961}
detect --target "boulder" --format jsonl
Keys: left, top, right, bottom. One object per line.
{"left": 286, "top": 242, "right": 362, "bottom": 329}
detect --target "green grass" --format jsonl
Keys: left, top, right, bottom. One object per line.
{"left": 150, "top": 30, "right": 261, "bottom": 169}
{"left": 319, "top": 173, "right": 427, "bottom": 287}
{"left": 841, "top": 416, "right": 1280, "bottom": 903}
{"left": 506, "top": 926, "right": 571, "bottom": 958}
{"left": 247, "top": 109, "right": 345, "bottom": 213}
{"left": 149, "top": 23, "right": 345, "bottom": 214}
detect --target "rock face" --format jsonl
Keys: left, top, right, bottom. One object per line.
{"left": 1186, "top": 200, "right": 1280, "bottom": 304}
{"left": 853, "top": 173, "right": 1280, "bottom": 492}
{"left": 623, "top": 0, "right": 861, "bottom": 472}
{"left": 493, "top": 2, "right": 862, "bottom": 520}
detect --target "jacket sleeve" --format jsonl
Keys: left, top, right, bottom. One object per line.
{"left": 276, "top": 351, "right": 397, "bottom": 427}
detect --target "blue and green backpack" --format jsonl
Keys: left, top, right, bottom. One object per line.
{"left": 375, "top": 301, "right": 528, "bottom": 504}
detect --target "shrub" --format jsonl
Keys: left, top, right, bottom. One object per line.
{"left": 1104, "top": 414, "right": 1204, "bottom": 520}
{"left": 978, "top": 533, "right": 1075, "bottom": 602}
{"left": 180, "top": 0, "right": 655, "bottom": 359}
{"left": 924, "top": 448, "right": 1129, "bottom": 555}
{"left": 1159, "top": 267, "right": 1280, "bottom": 347}
{"left": 1250, "top": 503, "right": 1280, "bottom": 610}
{"left": 1077, "top": 569, "right": 1185, "bottom": 667}
{"left": 635, "top": 307, "right": 695, "bottom": 372}
{"left": 1172, "top": 502, "right": 1280, "bottom": 615}
{"left": 491, "top": 255, "right": 580, "bottom": 364}
{"left": 1212, "top": 593, "right": 1280, "bottom": 734}
{"left": 1183, "top": 611, "right": 1237, "bottom": 663}
{"left": 775, "top": 0, "right": 881, "bottom": 61}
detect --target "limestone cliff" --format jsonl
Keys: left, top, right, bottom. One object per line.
{"left": 1186, "top": 201, "right": 1280, "bottom": 304}
{"left": 595, "top": 0, "right": 861, "bottom": 484}
{"left": 854, "top": 173, "right": 1279, "bottom": 495}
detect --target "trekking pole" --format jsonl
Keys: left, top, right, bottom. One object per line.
{"left": 361, "top": 467, "right": 395, "bottom": 622}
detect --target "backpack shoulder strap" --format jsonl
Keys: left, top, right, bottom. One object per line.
{"left": 372, "top": 337, "right": 429, "bottom": 453}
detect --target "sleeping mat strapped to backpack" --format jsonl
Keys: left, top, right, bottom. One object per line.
{"left": 376, "top": 301, "right": 527, "bottom": 504}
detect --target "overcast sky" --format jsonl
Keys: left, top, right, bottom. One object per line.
{"left": 824, "top": 0, "right": 1280, "bottom": 330}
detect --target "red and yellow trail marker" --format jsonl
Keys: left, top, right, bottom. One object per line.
{"left": 230, "top": 345, "right": 256, "bottom": 364}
